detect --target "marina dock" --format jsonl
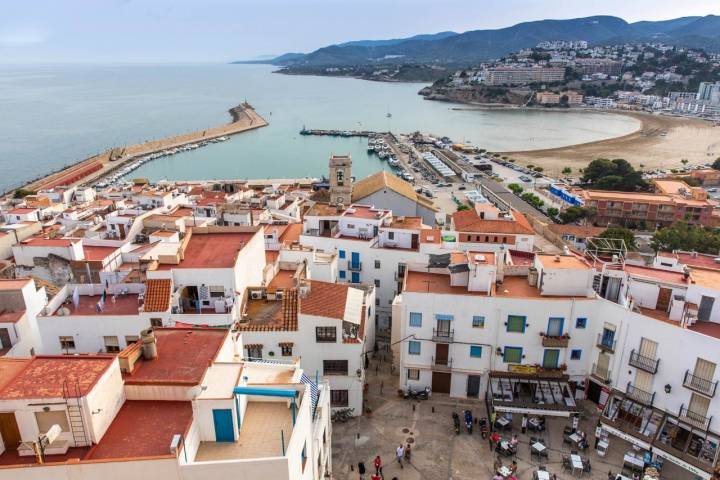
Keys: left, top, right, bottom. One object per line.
{"left": 19, "top": 103, "right": 268, "bottom": 193}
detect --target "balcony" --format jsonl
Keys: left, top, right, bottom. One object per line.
{"left": 541, "top": 334, "right": 570, "bottom": 348}
{"left": 431, "top": 356, "right": 453, "bottom": 372}
{"left": 683, "top": 370, "right": 718, "bottom": 398}
{"left": 591, "top": 363, "right": 611, "bottom": 383}
{"left": 626, "top": 382, "right": 655, "bottom": 406}
{"left": 596, "top": 334, "right": 617, "bottom": 353}
{"left": 628, "top": 350, "right": 660, "bottom": 374}
{"left": 347, "top": 261, "right": 362, "bottom": 272}
{"left": 679, "top": 405, "right": 712, "bottom": 429}
{"left": 432, "top": 328, "right": 454, "bottom": 343}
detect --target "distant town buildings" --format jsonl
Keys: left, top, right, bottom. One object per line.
{"left": 484, "top": 66, "right": 566, "bottom": 86}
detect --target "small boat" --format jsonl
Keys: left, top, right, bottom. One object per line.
{"left": 386, "top": 113, "right": 392, "bottom": 118}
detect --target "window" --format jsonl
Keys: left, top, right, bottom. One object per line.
{"left": 409, "top": 312, "right": 422, "bottom": 327}
{"left": 375, "top": 297, "right": 380, "bottom": 306}
{"left": 316, "top": 326, "right": 337, "bottom": 343}
{"left": 575, "top": 317, "right": 588, "bottom": 329}
{"left": 388, "top": 231, "right": 395, "bottom": 240}
{"left": 125, "top": 335, "right": 139, "bottom": 346}
{"left": 339, "top": 270, "right": 346, "bottom": 279}
{"left": 301, "top": 442, "right": 307, "bottom": 472}
{"left": 280, "top": 344, "right": 293, "bottom": 356}
{"left": 407, "top": 368, "right": 420, "bottom": 380}
{"left": 104, "top": 336, "right": 120, "bottom": 353}
{"left": 323, "top": 360, "right": 348, "bottom": 375}
{"left": 150, "top": 318, "right": 163, "bottom": 327}
{"left": 35, "top": 411, "right": 69, "bottom": 433}
{"left": 375, "top": 260, "right": 381, "bottom": 269}
{"left": 330, "top": 389, "right": 349, "bottom": 407}
{"left": 339, "top": 250, "right": 346, "bottom": 259}
{"left": 571, "top": 349, "right": 582, "bottom": 360}
{"left": 506, "top": 315, "right": 526, "bottom": 333}
{"left": 472, "top": 315, "right": 485, "bottom": 328}
{"left": 408, "top": 341, "right": 421, "bottom": 355}
{"left": 247, "top": 345, "right": 262, "bottom": 358}
{"left": 503, "top": 346, "right": 523, "bottom": 364}
{"left": 59, "top": 336, "right": 75, "bottom": 351}
{"left": 470, "top": 346, "right": 482, "bottom": 358}
{"left": 374, "top": 279, "right": 380, "bottom": 287}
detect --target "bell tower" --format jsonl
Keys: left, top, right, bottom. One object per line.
{"left": 328, "top": 154, "right": 353, "bottom": 206}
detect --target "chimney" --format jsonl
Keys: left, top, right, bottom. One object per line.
{"left": 554, "top": 255, "right": 561, "bottom": 263}
{"left": 140, "top": 328, "right": 158, "bottom": 360}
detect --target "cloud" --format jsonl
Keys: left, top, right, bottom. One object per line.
{"left": 0, "top": 27, "right": 47, "bottom": 47}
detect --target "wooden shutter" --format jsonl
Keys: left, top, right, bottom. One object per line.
{"left": 694, "top": 358, "right": 717, "bottom": 381}
{"left": 639, "top": 338, "right": 658, "bottom": 359}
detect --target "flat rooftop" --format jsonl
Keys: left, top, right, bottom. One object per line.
{"left": 404, "top": 271, "right": 491, "bottom": 296}
{"left": 82, "top": 245, "right": 118, "bottom": 261}
{"left": 194, "top": 402, "right": 293, "bottom": 461}
{"left": 0, "top": 356, "right": 113, "bottom": 400}
{"left": 160, "top": 231, "right": 256, "bottom": 269}
{"left": 537, "top": 254, "right": 590, "bottom": 270}
{"left": 268, "top": 269, "right": 296, "bottom": 290}
{"left": 625, "top": 264, "right": 689, "bottom": 285}
{"left": 50, "top": 293, "right": 140, "bottom": 316}
{"left": 241, "top": 298, "right": 287, "bottom": 329}
{"left": 123, "top": 328, "right": 228, "bottom": 386}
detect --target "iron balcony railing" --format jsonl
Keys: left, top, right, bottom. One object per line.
{"left": 591, "top": 363, "right": 611, "bottom": 382}
{"left": 683, "top": 370, "right": 718, "bottom": 398}
{"left": 596, "top": 333, "right": 617, "bottom": 353}
{"left": 626, "top": 382, "right": 656, "bottom": 406}
{"left": 347, "top": 261, "right": 362, "bottom": 271}
{"left": 679, "top": 405, "right": 712, "bottom": 429}
{"left": 541, "top": 335, "right": 570, "bottom": 348}
{"left": 432, "top": 328, "right": 454, "bottom": 342}
{"left": 431, "top": 356, "right": 453, "bottom": 372}
{"left": 629, "top": 349, "right": 660, "bottom": 374}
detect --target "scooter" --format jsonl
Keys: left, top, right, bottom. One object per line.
{"left": 464, "top": 410, "right": 473, "bottom": 434}
{"left": 404, "top": 386, "right": 430, "bottom": 400}
{"left": 479, "top": 417, "right": 489, "bottom": 439}
{"left": 452, "top": 412, "right": 460, "bottom": 435}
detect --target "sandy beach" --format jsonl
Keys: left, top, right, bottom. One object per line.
{"left": 500, "top": 111, "right": 720, "bottom": 176}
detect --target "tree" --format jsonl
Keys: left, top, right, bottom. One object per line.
{"left": 712, "top": 158, "right": 720, "bottom": 171}
{"left": 562, "top": 167, "right": 572, "bottom": 175}
{"left": 456, "top": 204, "right": 470, "bottom": 212}
{"left": 527, "top": 164, "right": 535, "bottom": 169}
{"left": 559, "top": 94, "right": 569, "bottom": 108}
{"left": 582, "top": 158, "right": 648, "bottom": 192}
{"left": 508, "top": 158, "right": 516, "bottom": 163}
{"left": 13, "top": 189, "right": 36, "bottom": 199}
{"left": 681, "top": 159, "right": 689, "bottom": 168}
{"left": 599, "top": 227, "right": 637, "bottom": 250}
{"left": 508, "top": 183, "right": 524, "bottom": 195}
{"left": 651, "top": 222, "right": 720, "bottom": 254}
{"left": 546, "top": 207, "right": 559, "bottom": 218}
{"left": 559, "top": 206, "right": 589, "bottom": 224}
{"left": 533, "top": 166, "right": 544, "bottom": 172}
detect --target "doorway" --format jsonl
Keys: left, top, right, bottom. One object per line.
{"left": 0, "top": 413, "right": 21, "bottom": 450}
{"left": 435, "top": 343, "right": 449, "bottom": 366}
{"left": 432, "top": 372, "right": 451, "bottom": 393}
{"left": 467, "top": 375, "right": 481, "bottom": 397}
{"left": 0, "top": 329, "right": 11, "bottom": 350}
{"left": 212, "top": 409, "right": 234, "bottom": 442}
{"left": 699, "top": 295, "right": 715, "bottom": 321}
{"left": 656, "top": 287, "right": 672, "bottom": 311}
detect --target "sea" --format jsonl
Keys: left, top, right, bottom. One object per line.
{"left": 0, "top": 63, "right": 641, "bottom": 192}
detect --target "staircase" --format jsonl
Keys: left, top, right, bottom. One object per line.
{"left": 62, "top": 378, "right": 90, "bottom": 447}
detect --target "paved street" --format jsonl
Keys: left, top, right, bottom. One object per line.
{"left": 331, "top": 357, "right": 695, "bottom": 480}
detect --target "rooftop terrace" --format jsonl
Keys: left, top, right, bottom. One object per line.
{"left": 50, "top": 293, "right": 140, "bottom": 316}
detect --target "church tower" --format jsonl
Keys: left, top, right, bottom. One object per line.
{"left": 328, "top": 154, "right": 353, "bottom": 206}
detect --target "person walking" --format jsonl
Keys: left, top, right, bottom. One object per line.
{"left": 521, "top": 414, "right": 528, "bottom": 434}
{"left": 358, "top": 461, "right": 366, "bottom": 480}
{"left": 373, "top": 455, "right": 383, "bottom": 476}
{"left": 595, "top": 422, "right": 603, "bottom": 449}
{"left": 396, "top": 444, "right": 404, "bottom": 469}
{"left": 404, "top": 443, "right": 411, "bottom": 463}
{"left": 490, "top": 410, "right": 497, "bottom": 432}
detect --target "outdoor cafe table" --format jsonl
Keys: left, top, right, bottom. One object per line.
{"left": 498, "top": 465, "right": 512, "bottom": 477}
{"left": 535, "top": 470, "right": 550, "bottom": 480}
{"left": 570, "top": 454, "right": 584, "bottom": 476}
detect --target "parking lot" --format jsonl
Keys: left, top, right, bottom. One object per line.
{"left": 331, "top": 358, "right": 696, "bottom": 480}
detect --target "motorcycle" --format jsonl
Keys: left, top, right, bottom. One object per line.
{"left": 452, "top": 412, "right": 460, "bottom": 435}
{"left": 479, "top": 417, "right": 489, "bottom": 439}
{"left": 404, "top": 386, "right": 430, "bottom": 400}
{"left": 464, "top": 410, "right": 473, "bottom": 434}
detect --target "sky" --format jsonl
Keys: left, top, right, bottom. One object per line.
{"left": 1, "top": 0, "right": 718, "bottom": 63}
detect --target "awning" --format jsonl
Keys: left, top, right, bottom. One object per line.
{"left": 488, "top": 371, "right": 578, "bottom": 417}
{"left": 652, "top": 446, "right": 712, "bottom": 480}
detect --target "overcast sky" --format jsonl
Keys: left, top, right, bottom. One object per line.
{"left": 1, "top": 0, "right": 718, "bottom": 63}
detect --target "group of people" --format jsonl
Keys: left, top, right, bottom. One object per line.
{"left": 357, "top": 444, "right": 411, "bottom": 480}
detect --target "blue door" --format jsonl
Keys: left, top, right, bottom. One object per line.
{"left": 543, "top": 349, "right": 560, "bottom": 368}
{"left": 351, "top": 252, "right": 360, "bottom": 269}
{"left": 601, "top": 328, "right": 615, "bottom": 348}
{"left": 213, "top": 409, "right": 234, "bottom": 442}
{"left": 547, "top": 317, "right": 564, "bottom": 337}
{"left": 351, "top": 271, "right": 360, "bottom": 283}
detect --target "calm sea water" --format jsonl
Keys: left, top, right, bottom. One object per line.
{"left": 0, "top": 64, "right": 640, "bottom": 191}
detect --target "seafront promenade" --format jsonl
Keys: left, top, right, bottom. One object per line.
{"left": 19, "top": 103, "right": 268, "bottom": 193}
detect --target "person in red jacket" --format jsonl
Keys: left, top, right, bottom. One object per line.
{"left": 373, "top": 455, "right": 383, "bottom": 476}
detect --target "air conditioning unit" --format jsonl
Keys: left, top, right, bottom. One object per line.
{"left": 250, "top": 291, "right": 263, "bottom": 300}
{"left": 276, "top": 290, "right": 284, "bottom": 300}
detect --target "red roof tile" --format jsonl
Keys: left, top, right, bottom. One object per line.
{"left": 143, "top": 279, "right": 171, "bottom": 312}
{"left": 159, "top": 231, "right": 257, "bottom": 269}
{"left": 452, "top": 210, "right": 534, "bottom": 235}
{"left": 300, "top": 281, "right": 349, "bottom": 320}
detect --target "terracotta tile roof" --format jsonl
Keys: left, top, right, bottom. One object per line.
{"left": 300, "top": 281, "right": 349, "bottom": 320}
{"left": 547, "top": 224, "right": 606, "bottom": 238}
{"left": 144, "top": 279, "right": 172, "bottom": 312}
{"left": 0, "top": 358, "right": 31, "bottom": 392}
{"left": 452, "top": 210, "right": 534, "bottom": 235}
{"left": 0, "top": 310, "right": 25, "bottom": 323}
{"left": 0, "top": 278, "right": 32, "bottom": 290}
{"left": 0, "top": 356, "right": 114, "bottom": 399}
{"left": 352, "top": 171, "right": 439, "bottom": 211}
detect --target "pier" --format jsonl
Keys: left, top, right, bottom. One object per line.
{"left": 19, "top": 103, "right": 268, "bottom": 193}
{"left": 299, "top": 128, "right": 386, "bottom": 137}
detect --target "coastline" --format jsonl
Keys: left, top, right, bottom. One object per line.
{"left": 15, "top": 103, "right": 268, "bottom": 194}
{"left": 498, "top": 109, "right": 720, "bottom": 175}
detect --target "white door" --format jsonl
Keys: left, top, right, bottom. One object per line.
{"left": 638, "top": 338, "right": 658, "bottom": 360}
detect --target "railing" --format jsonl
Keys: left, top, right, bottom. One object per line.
{"left": 596, "top": 333, "right": 617, "bottom": 353}
{"left": 683, "top": 370, "right": 718, "bottom": 398}
{"left": 679, "top": 405, "right": 712, "bottom": 429}
{"left": 626, "top": 382, "right": 655, "bottom": 406}
{"left": 541, "top": 335, "right": 569, "bottom": 348}
{"left": 629, "top": 350, "right": 660, "bottom": 374}
{"left": 591, "top": 363, "right": 611, "bottom": 382}
{"left": 432, "top": 328, "right": 454, "bottom": 342}
{"left": 347, "top": 260, "right": 362, "bottom": 271}
{"left": 431, "top": 356, "right": 453, "bottom": 372}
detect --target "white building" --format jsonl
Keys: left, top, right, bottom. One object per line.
{"left": 0, "top": 278, "right": 47, "bottom": 357}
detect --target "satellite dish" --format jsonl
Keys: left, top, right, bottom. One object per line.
{"left": 43, "top": 424, "right": 62, "bottom": 445}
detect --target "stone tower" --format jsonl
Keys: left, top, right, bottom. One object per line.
{"left": 328, "top": 154, "right": 353, "bottom": 206}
